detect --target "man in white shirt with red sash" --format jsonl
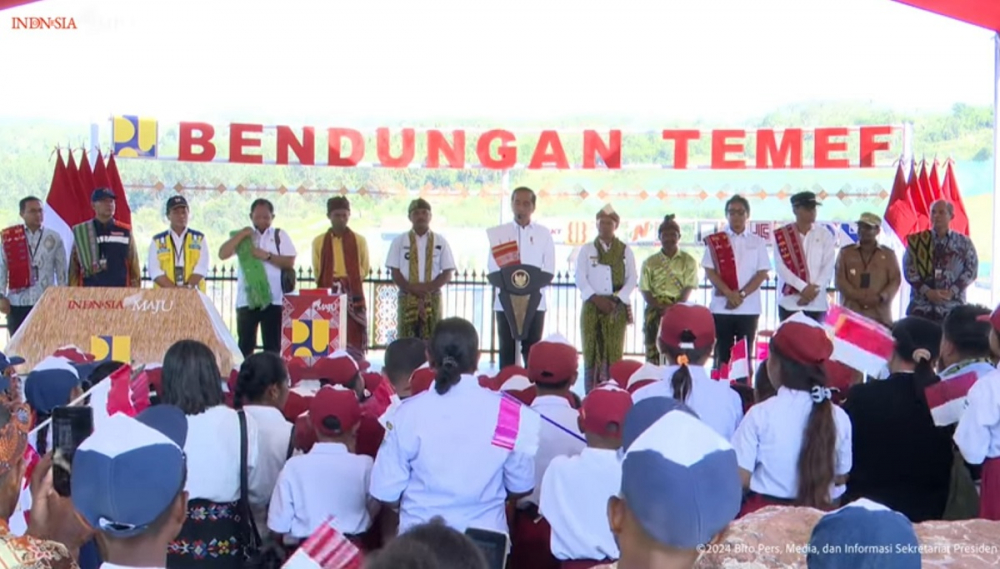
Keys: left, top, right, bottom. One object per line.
{"left": 772, "top": 191, "right": 836, "bottom": 323}
{"left": 0, "top": 196, "right": 67, "bottom": 336}
{"left": 702, "top": 195, "right": 770, "bottom": 376}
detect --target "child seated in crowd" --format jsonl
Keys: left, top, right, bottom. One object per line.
{"left": 268, "top": 384, "right": 378, "bottom": 549}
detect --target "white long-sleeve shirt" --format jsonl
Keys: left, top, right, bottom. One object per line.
{"left": 772, "top": 223, "right": 837, "bottom": 312}
{"left": 487, "top": 221, "right": 556, "bottom": 311}
{"left": 574, "top": 240, "right": 637, "bottom": 304}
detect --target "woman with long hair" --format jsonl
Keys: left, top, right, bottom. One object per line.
{"left": 160, "top": 340, "right": 261, "bottom": 569}
{"left": 233, "top": 352, "right": 292, "bottom": 532}
{"left": 844, "top": 317, "right": 954, "bottom": 522}
{"left": 370, "top": 317, "right": 535, "bottom": 535}
{"left": 632, "top": 303, "right": 743, "bottom": 439}
{"left": 731, "top": 315, "right": 852, "bottom": 516}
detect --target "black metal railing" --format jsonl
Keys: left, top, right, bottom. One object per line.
{"left": 1, "top": 266, "right": 835, "bottom": 363}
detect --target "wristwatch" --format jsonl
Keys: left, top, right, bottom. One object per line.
{"left": 267, "top": 253, "right": 273, "bottom": 261}
{"left": 739, "top": 290, "right": 747, "bottom": 298}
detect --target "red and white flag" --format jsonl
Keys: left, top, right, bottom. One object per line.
{"left": 925, "top": 371, "right": 978, "bottom": 427}
{"left": 825, "top": 305, "right": 895, "bottom": 375}
{"left": 883, "top": 161, "right": 917, "bottom": 243}
{"left": 282, "top": 516, "right": 362, "bottom": 569}
{"left": 43, "top": 152, "right": 77, "bottom": 260}
{"left": 940, "top": 160, "right": 970, "bottom": 236}
{"left": 728, "top": 338, "right": 749, "bottom": 381}
{"left": 106, "top": 153, "right": 133, "bottom": 227}
{"left": 106, "top": 365, "right": 151, "bottom": 418}
{"left": 92, "top": 150, "right": 112, "bottom": 189}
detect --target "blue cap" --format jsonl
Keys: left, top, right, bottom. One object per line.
{"left": 0, "top": 352, "right": 24, "bottom": 373}
{"left": 24, "top": 361, "right": 81, "bottom": 415}
{"left": 71, "top": 405, "right": 187, "bottom": 537}
{"left": 808, "top": 499, "right": 920, "bottom": 569}
{"left": 621, "top": 397, "right": 742, "bottom": 549}
{"left": 91, "top": 187, "right": 116, "bottom": 202}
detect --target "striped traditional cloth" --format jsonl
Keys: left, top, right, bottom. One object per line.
{"left": 71, "top": 221, "right": 101, "bottom": 278}
{"left": 282, "top": 516, "right": 361, "bottom": 569}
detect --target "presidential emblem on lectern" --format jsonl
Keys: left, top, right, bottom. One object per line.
{"left": 511, "top": 269, "right": 530, "bottom": 290}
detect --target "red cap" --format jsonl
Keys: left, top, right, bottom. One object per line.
{"left": 609, "top": 360, "right": 643, "bottom": 389}
{"left": 493, "top": 365, "right": 529, "bottom": 390}
{"left": 145, "top": 365, "right": 163, "bottom": 396}
{"left": 310, "top": 352, "right": 359, "bottom": 386}
{"left": 282, "top": 391, "right": 311, "bottom": 423}
{"left": 658, "top": 303, "right": 716, "bottom": 350}
{"left": 362, "top": 372, "right": 383, "bottom": 393}
{"left": 626, "top": 363, "right": 662, "bottom": 394}
{"left": 771, "top": 318, "right": 833, "bottom": 366}
{"left": 978, "top": 306, "right": 1000, "bottom": 332}
{"left": 581, "top": 385, "right": 632, "bottom": 438}
{"left": 409, "top": 366, "right": 436, "bottom": 395}
{"left": 527, "top": 336, "right": 578, "bottom": 385}
{"left": 286, "top": 357, "right": 309, "bottom": 385}
{"left": 294, "top": 413, "right": 317, "bottom": 452}
{"left": 309, "top": 386, "right": 361, "bottom": 437}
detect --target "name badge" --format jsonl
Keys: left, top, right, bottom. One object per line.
{"left": 30, "top": 265, "right": 38, "bottom": 283}
{"left": 860, "top": 273, "right": 871, "bottom": 289}
{"left": 175, "top": 267, "right": 185, "bottom": 285}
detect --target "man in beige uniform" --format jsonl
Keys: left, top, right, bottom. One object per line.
{"left": 834, "top": 213, "right": 901, "bottom": 328}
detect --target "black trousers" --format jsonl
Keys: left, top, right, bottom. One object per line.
{"left": 236, "top": 304, "right": 283, "bottom": 356}
{"left": 713, "top": 313, "right": 759, "bottom": 368}
{"left": 6, "top": 305, "right": 32, "bottom": 337}
{"left": 778, "top": 307, "right": 826, "bottom": 324}
{"left": 496, "top": 311, "right": 545, "bottom": 368}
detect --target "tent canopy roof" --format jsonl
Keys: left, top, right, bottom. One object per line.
{"left": 894, "top": 0, "right": 1000, "bottom": 33}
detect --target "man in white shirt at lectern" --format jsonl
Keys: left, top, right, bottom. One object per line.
{"left": 487, "top": 187, "right": 556, "bottom": 368}
{"left": 575, "top": 204, "right": 637, "bottom": 392}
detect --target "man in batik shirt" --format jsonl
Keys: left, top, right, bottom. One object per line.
{"left": 903, "top": 200, "right": 978, "bottom": 323}
{"left": 638, "top": 215, "right": 698, "bottom": 364}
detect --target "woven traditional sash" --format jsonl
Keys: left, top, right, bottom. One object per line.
{"left": 774, "top": 224, "right": 809, "bottom": 295}
{"left": 907, "top": 230, "right": 934, "bottom": 281}
{"left": 319, "top": 229, "right": 367, "bottom": 350}
{"left": 596, "top": 237, "right": 627, "bottom": 292}
{"left": 704, "top": 231, "right": 739, "bottom": 294}
{"left": 72, "top": 221, "right": 101, "bottom": 278}
{"left": 1, "top": 226, "right": 32, "bottom": 291}
{"left": 233, "top": 231, "right": 271, "bottom": 310}
{"left": 407, "top": 230, "right": 434, "bottom": 284}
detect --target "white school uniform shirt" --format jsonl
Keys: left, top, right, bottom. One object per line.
{"left": 386, "top": 230, "right": 456, "bottom": 283}
{"left": 268, "top": 442, "right": 374, "bottom": 538}
{"left": 539, "top": 448, "right": 621, "bottom": 561}
{"left": 147, "top": 228, "right": 211, "bottom": 281}
{"left": 955, "top": 370, "right": 1000, "bottom": 464}
{"left": 243, "top": 405, "right": 294, "bottom": 531}
{"left": 772, "top": 224, "right": 837, "bottom": 312}
{"left": 521, "top": 395, "right": 586, "bottom": 507}
{"left": 732, "top": 387, "right": 852, "bottom": 501}
{"left": 700, "top": 227, "right": 771, "bottom": 316}
{"left": 236, "top": 227, "right": 297, "bottom": 308}
{"left": 185, "top": 406, "right": 261, "bottom": 504}
{"left": 370, "top": 374, "right": 535, "bottom": 534}
{"left": 574, "top": 240, "right": 638, "bottom": 304}
{"left": 487, "top": 221, "right": 556, "bottom": 311}
{"left": 631, "top": 365, "right": 744, "bottom": 440}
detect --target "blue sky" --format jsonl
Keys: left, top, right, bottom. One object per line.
{"left": 0, "top": 0, "right": 994, "bottom": 124}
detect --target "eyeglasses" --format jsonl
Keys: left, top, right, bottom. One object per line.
{"left": 726, "top": 209, "right": 747, "bottom": 216}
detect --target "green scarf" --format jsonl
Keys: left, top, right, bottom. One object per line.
{"left": 234, "top": 230, "right": 272, "bottom": 310}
